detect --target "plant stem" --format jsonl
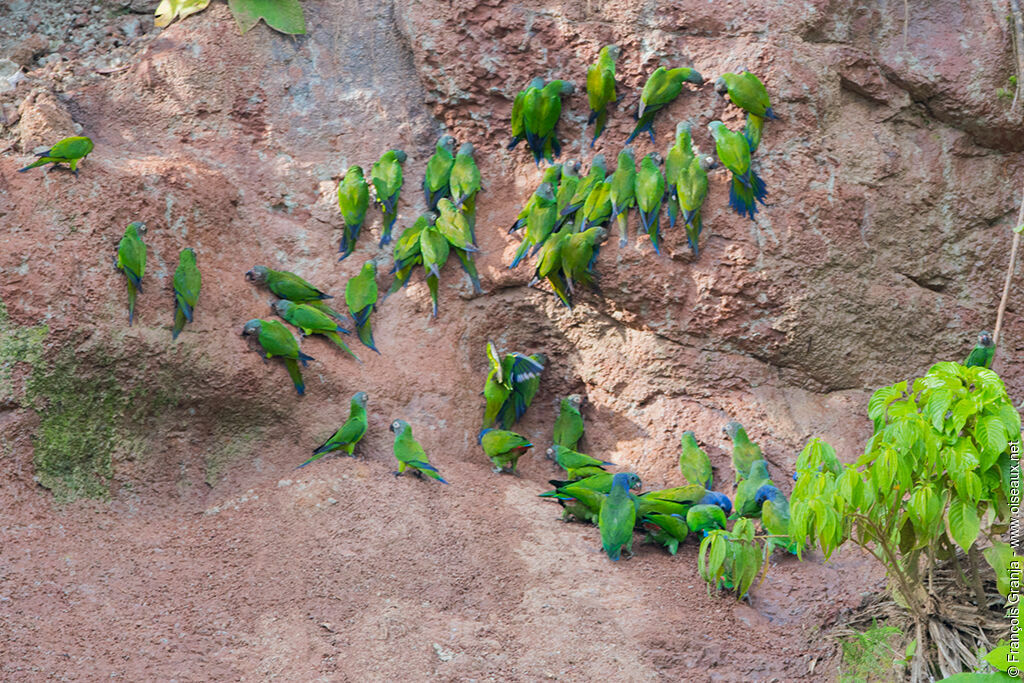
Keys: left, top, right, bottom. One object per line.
{"left": 1010, "top": 0, "right": 1024, "bottom": 113}
{"left": 993, "top": 186, "right": 1024, "bottom": 356}
{"left": 967, "top": 544, "right": 989, "bottom": 609}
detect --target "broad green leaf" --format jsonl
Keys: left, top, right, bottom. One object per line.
{"left": 982, "top": 541, "right": 1021, "bottom": 597}
{"left": 869, "top": 382, "right": 906, "bottom": 429}
{"left": 946, "top": 496, "right": 980, "bottom": 552}
{"left": 974, "top": 414, "right": 1009, "bottom": 466}
{"left": 951, "top": 397, "right": 977, "bottom": 434}
{"left": 155, "top": 0, "right": 212, "bottom": 27}
{"left": 983, "top": 643, "right": 1013, "bottom": 673}
{"left": 999, "top": 402, "right": 1022, "bottom": 439}
{"left": 923, "top": 388, "right": 953, "bottom": 431}
{"left": 228, "top": 0, "right": 306, "bottom": 34}
{"left": 936, "top": 672, "right": 1017, "bottom": 682}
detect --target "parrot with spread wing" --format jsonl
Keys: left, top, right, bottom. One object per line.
{"left": 483, "top": 342, "right": 545, "bottom": 429}
{"left": 241, "top": 318, "right": 314, "bottom": 396}
{"left": 297, "top": 392, "right": 369, "bottom": 468}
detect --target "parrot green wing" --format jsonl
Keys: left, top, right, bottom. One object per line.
{"left": 258, "top": 319, "right": 302, "bottom": 358}
{"left": 338, "top": 166, "right": 370, "bottom": 227}
{"left": 599, "top": 479, "right": 637, "bottom": 561}
{"left": 266, "top": 269, "right": 331, "bottom": 301}
{"left": 449, "top": 148, "right": 481, "bottom": 208}
{"left": 733, "top": 460, "right": 772, "bottom": 518}
{"left": 552, "top": 399, "right": 585, "bottom": 449}
{"left": 420, "top": 225, "right": 451, "bottom": 279}
{"left": 172, "top": 248, "right": 201, "bottom": 339}
{"left": 345, "top": 262, "right": 379, "bottom": 316}
{"left": 49, "top": 136, "right": 94, "bottom": 160}
{"left": 635, "top": 156, "right": 666, "bottom": 213}
{"left": 679, "top": 431, "right": 713, "bottom": 490}
{"left": 288, "top": 304, "right": 339, "bottom": 334}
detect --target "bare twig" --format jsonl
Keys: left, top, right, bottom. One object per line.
{"left": 992, "top": 184, "right": 1024, "bottom": 356}
{"left": 1009, "top": 0, "right": 1024, "bottom": 113}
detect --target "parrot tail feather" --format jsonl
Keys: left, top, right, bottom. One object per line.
{"left": 172, "top": 307, "right": 186, "bottom": 340}
{"left": 284, "top": 358, "right": 306, "bottom": 396}
{"left": 764, "top": 106, "right": 778, "bottom": 120}
{"left": 297, "top": 351, "right": 315, "bottom": 367}
{"left": 729, "top": 176, "right": 758, "bottom": 220}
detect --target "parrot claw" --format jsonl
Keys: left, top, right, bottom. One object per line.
{"left": 391, "top": 470, "right": 402, "bottom": 477}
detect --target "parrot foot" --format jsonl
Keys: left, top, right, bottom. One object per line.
{"left": 491, "top": 466, "right": 505, "bottom": 474}
{"left": 391, "top": 470, "right": 402, "bottom": 477}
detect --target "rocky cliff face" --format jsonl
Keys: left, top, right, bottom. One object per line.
{"left": 1, "top": 0, "right": 1020, "bottom": 679}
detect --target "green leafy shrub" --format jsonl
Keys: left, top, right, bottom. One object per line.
{"left": 156, "top": 0, "right": 306, "bottom": 35}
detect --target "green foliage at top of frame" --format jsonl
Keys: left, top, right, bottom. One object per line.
{"left": 155, "top": 0, "right": 305, "bottom": 35}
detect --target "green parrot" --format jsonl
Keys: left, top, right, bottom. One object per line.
{"left": 642, "top": 513, "right": 690, "bottom": 555}
{"left": 553, "top": 160, "right": 580, "bottom": 218}
{"left": 679, "top": 431, "right": 713, "bottom": 490}
{"left": 337, "top": 165, "right": 370, "bottom": 261}
{"left": 552, "top": 394, "right": 585, "bottom": 450}
{"left": 419, "top": 223, "right": 450, "bottom": 317}
{"left": 964, "top": 331, "right": 995, "bottom": 368}
{"left": 272, "top": 299, "right": 357, "bottom": 360}
{"left": 561, "top": 226, "right": 607, "bottom": 296}
{"left": 723, "top": 420, "right": 763, "bottom": 484}
{"left": 241, "top": 318, "right": 314, "bottom": 395}
{"left": 635, "top": 153, "right": 666, "bottom": 253}
{"left": 510, "top": 182, "right": 557, "bottom": 268}
{"left": 527, "top": 79, "right": 575, "bottom": 164}
{"left": 482, "top": 343, "right": 545, "bottom": 429}
{"left": 586, "top": 45, "right": 621, "bottom": 145}
{"left": 501, "top": 352, "right": 545, "bottom": 430}
{"left": 600, "top": 472, "right": 639, "bottom": 561}
{"left": 733, "top": 460, "right": 772, "bottom": 518}
{"left": 387, "top": 214, "right": 430, "bottom": 296}
{"left": 449, "top": 142, "right": 482, "bottom": 238}
{"left": 664, "top": 122, "right": 696, "bottom": 229}
{"left": 245, "top": 266, "right": 345, "bottom": 320}
{"left": 436, "top": 198, "right": 477, "bottom": 251}
{"left": 539, "top": 480, "right": 608, "bottom": 524}
{"left": 346, "top": 260, "right": 380, "bottom": 353}
{"left": 709, "top": 121, "right": 766, "bottom": 220}
{"left": 743, "top": 113, "right": 764, "bottom": 154}
{"left": 171, "top": 247, "right": 201, "bottom": 340}
{"left": 677, "top": 154, "right": 711, "bottom": 258}
{"left": 297, "top": 391, "right": 369, "bottom": 468}
{"left": 510, "top": 164, "right": 563, "bottom": 234}
{"left": 609, "top": 148, "right": 637, "bottom": 247}
{"left": 423, "top": 134, "right": 456, "bottom": 212}
{"left": 19, "top": 135, "right": 94, "bottom": 176}
{"left": 560, "top": 154, "right": 607, "bottom": 223}
{"left": 755, "top": 484, "right": 799, "bottom": 554}
{"left": 530, "top": 226, "right": 573, "bottom": 308}
{"left": 627, "top": 67, "right": 704, "bottom": 144}
{"left": 636, "top": 494, "right": 692, "bottom": 519}
{"left": 714, "top": 70, "right": 776, "bottom": 120}
{"left": 508, "top": 77, "right": 545, "bottom": 151}
{"left": 686, "top": 503, "right": 728, "bottom": 537}
{"left": 478, "top": 428, "right": 533, "bottom": 474}
{"left": 546, "top": 444, "right": 615, "bottom": 480}
{"left": 390, "top": 419, "right": 448, "bottom": 483}
{"left": 371, "top": 149, "right": 407, "bottom": 246}
{"left": 546, "top": 471, "right": 639, "bottom": 495}
{"left": 580, "top": 180, "right": 612, "bottom": 230}
{"left": 115, "top": 221, "right": 147, "bottom": 325}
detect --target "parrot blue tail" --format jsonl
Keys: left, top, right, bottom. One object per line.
{"left": 509, "top": 240, "right": 531, "bottom": 268}
{"left": 507, "top": 136, "right": 522, "bottom": 150}
{"left": 729, "top": 176, "right": 758, "bottom": 220}
{"left": 764, "top": 107, "right": 778, "bottom": 120}
{"left": 297, "top": 351, "right": 315, "bottom": 367}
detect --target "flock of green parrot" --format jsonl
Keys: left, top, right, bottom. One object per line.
{"left": 505, "top": 53, "right": 776, "bottom": 308}
{"left": 16, "top": 44, "right": 1000, "bottom": 574}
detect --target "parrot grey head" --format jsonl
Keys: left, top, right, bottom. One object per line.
{"left": 737, "top": 65, "right": 751, "bottom": 74}
{"left": 347, "top": 164, "right": 365, "bottom": 177}
{"left": 676, "top": 120, "right": 693, "bottom": 136}
{"left": 979, "top": 331, "right": 994, "bottom": 347}
{"left": 427, "top": 211, "right": 439, "bottom": 223}
{"left": 545, "top": 446, "right": 557, "bottom": 460}
{"left": 648, "top": 152, "right": 664, "bottom": 165}
{"left": 707, "top": 120, "right": 726, "bottom": 138}
{"left": 714, "top": 76, "right": 729, "bottom": 96}
{"left": 529, "top": 77, "right": 545, "bottom": 90}
{"left": 246, "top": 265, "right": 269, "bottom": 283}
{"left": 536, "top": 182, "right": 556, "bottom": 202}
{"left": 559, "top": 80, "right": 576, "bottom": 95}
{"left": 394, "top": 150, "right": 408, "bottom": 163}
{"left": 458, "top": 142, "right": 474, "bottom": 156}
{"left": 241, "top": 319, "right": 262, "bottom": 337}
{"left": 620, "top": 147, "right": 636, "bottom": 162}
{"left": 362, "top": 259, "right": 378, "bottom": 276}
{"left": 591, "top": 154, "right": 607, "bottom": 172}
{"left": 390, "top": 419, "right": 410, "bottom": 434}
{"left": 605, "top": 45, "right": 622, "bottom": 61}
{"left": 561, "top": 159, "right": 579, "bottom": 177}
{"left": 699, "top": 155, "right": 716, "bottom": 171}
{"left": 567, "top": 394, "right": 584, "bottom": 409}
{"left": 438, "top": 135, "right": 456, "bottom": 152}
{"left": 270, "top": 299, "right": 290, "bottom": 317}
{"left": 352, "top": 391, "right": 368, "bottom": 406}
{"left": 126, "top": 221, "right": 147, "bottom": 236}
{"left": 684, "top": 69, "right": 705, "bottom": 85}
{"left": 591, "top": 227, "right": 609, "bottom": 243}
{"left": 723, "top": 420, "right": 743, "bottom": 440}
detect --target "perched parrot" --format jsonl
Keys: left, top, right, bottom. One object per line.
{"left": 539, "top": 478, "right": 609, "bottom": 523}
{"left": 642, "top": 513, "right": 690, "bottom": 555}
{"left": 586, "top": 45, "right": 621, "bottom": 145}
{"left": 743, "top": 114, "right": 764, "bottom": 154}
{"left": 714, "top": 71, "right": 776, "bottom": 120}
{"left": 482, "top": 342, "right": 545, "bottom": 429}
{"left": 115, "top": 221, "right": 147, "bottom": 325}
{"left": 676, "top": 154, "right": 710, "bottom": 258}
{"left": 436, "top": 198, "right": 477, "bottom": 251}
{"left": 709, "top": 121, "right": 766, "bottom": 220}
{"left": 346, "top": 260, "right": 380, "bottom": 353}
{"left": 241, "top": 318, "right": 314, "bottom": 396}
{"left": 965, "top": 331, "right": 995, "bottom": 368}
{"left": 600, "top": 472, "right": 640, "bottom": 561}
{"left": 527, "top": 79, "right": 575, "bottom": 164}
{"left": 272, "top": 299, "right": 357, "bottom": 360}
{"left": 19, "top": 135, "right": 94, "bottom": 175}
{"left": 449, "top": 142, "right": 482, "bottom": 237}
{"left": 388, "top": 214, "right": 430, "bottom": 296}
{"left": 164, "top": 249, "right": 199, "bottom": 340}
{"left": 635, "top": 153, "right": 666, "bottom": 253}
{"left": 478, "top": 428, "right": 532, "bottom": 474}
{"left": 627, "top": 67, "right": 704, "bottom": 144}
{"left": 723, "top": 420, "right": 763, "bottom": 484}
{"left": 297, "top": 391, "right": 369, "bottom": 468}
{"left": 547, "top": 444, "right": 614, "bottom": 480}
{"left": 371, "top": 149, "right": 407, "bottom": 246}
{"left": 510, "top": 183, "right": 557, "bottom": 268}
{"left": 552, "top": 394, "right": 585, "bottom": 450}
{"left": 530, "top": 226, "right": 573, "bottom": 308}
{"left": 733, "top": 460, "right": 772, "bottom": 518}
{"left": 560, "top": 155, "right": 607, "bottom": 223}
{"left": 755, "top": 484, "right": 799, "bottom": 554}
{"left": 580, "top": 181, "right": 612, "bottom": 231}
{"left": 561, "top": 226, "right": 608, "bottom": 296}
{"left": 679, "top": 431, "right": 713, "bottom": 490}
{"left": 420, "top": 224, "right": 450, "bottom": 317}
{"left": 686, "top": 502, "right": 728, "bottom": 537}
{"left": 423, "top": 134, "right": 456, "bottom": 212}
{"left": 509, "top": 77, "right": 545, "bottom": 151}
{"left": 664, "top": 122, "right": 695, "bottom": 229}
{"left": 337, "top": 165, "right": 370, "bottom": 261}
{"left": 390, "top": 419, "right": 448, "bottom": 483}
{"left": 546, "top": 471, "right": 640, "bottom": 496}
{"left": 609, "top": 148, "right": 637, "bottom": 247}
{"left": 510, "top": 164, "right": 563, "bottom": 233}
{"left": 245, "top": 266, "right": 345, "bottom": 320}
{"left": 553, "top": 161, "right": 581, "bottom": 218}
